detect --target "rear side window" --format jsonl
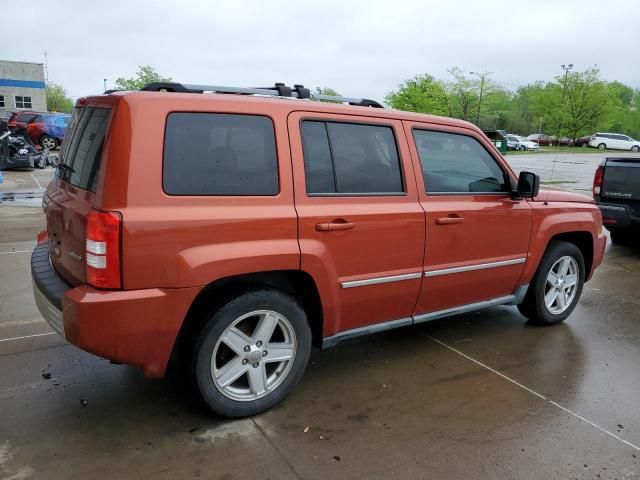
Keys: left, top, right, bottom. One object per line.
{"left": 163, "top": 113, "right": 278, "bottom": 196}
{"left": 58, "top": 107, "right": 111, "bottom": 192}
{"left": 413, "top": 130, "right": 507, "bottom": 194}
{"left": 301, "top": 120, "right": 403, "bottom": 194}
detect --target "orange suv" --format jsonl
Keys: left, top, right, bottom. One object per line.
{"left": 32, "top": 82, "right": 606, "bottom": 417}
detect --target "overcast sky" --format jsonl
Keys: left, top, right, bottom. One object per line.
{"left": 4, "top": 0, "right": 640, "bottom": 101}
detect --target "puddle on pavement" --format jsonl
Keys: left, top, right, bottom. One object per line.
{"left": 0, "top": 192, "right": 43, "bottom": 206}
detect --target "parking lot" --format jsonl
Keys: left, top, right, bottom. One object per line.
{"left": 1, "top": 153, "right": 639, "bottom": 479}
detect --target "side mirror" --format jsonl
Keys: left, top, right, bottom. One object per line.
{"left": 514, "top": 171, "right": 540, "bottom": 199}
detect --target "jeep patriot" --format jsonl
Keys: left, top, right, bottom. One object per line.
{"left": 32, "top": 82, "right": 606, "bottom": 417}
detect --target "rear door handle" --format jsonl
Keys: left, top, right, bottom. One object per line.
{"left": 315, "top": 220, "right": 355, "bottom": 231}
{"left": 435, "top": 216, "right": 464, "bottom": 225}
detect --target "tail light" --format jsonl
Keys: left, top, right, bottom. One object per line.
{"left": 85, "top": 210, "right": 122, "bottom": 289}
{"left": 593, "top": 166, "right": 604, "bottom": 197}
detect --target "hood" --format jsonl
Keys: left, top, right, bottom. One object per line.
{"left": 531, "top": 189, "right": 595, "bottom": 204}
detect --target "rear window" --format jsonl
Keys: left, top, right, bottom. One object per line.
{"left": 163, "top": 113, "right": 278, "bottom": 196}
{"left": 58, "top": 107, "right": 111, "bottom": 192}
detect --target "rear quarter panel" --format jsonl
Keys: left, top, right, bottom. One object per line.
{"left": 109, "top": 94, "right": 299, "bottom": 290}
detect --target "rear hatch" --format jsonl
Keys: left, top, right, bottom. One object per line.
{"left": 44, "top": 105, "right": 112, "bottom": 286}
{"left": 602, "top": 158, "right": 640, "bottom": 200}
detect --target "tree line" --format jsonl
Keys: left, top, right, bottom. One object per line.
{"left": 384, "top": 67, "right": 640, "bottom": 140}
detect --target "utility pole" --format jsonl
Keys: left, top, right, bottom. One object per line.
{"left": 103, "top": 78, "right": 108, "bottom": 92}
{"left": 470, "top": 71, "right": 492, "bottom": 126}
{"left": 561, "top": 64, "right": 573, "bottom": 99}
{"left": 44, "top": 50, "right": 49, "bottom": 84}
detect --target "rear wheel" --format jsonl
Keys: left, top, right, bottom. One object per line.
{"left": 631, "top": 145, "right": 639, "bottom": 152}
{"left": 518, "top": 241, "right": 585, "bottom": 326}
{"left": 40, "top": 135, "right": 57, "bottom": 150}
{"left": 598, "top": 143, "right": 607, "bottom": 150}
{"left": 191, "top": 288, "right": 311, "bottom": 417}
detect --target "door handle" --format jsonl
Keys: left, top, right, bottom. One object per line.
{"left": 315, "top": 220, "right": 355, "bottom": 231}
{"left": 435, "top": 216, "right": 464, "bottom": 225}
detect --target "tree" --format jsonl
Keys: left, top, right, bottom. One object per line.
{"left": 315, "top": 87, "right": 340, "bottom": 96}
{"left": 45, "top": 83, "right": 74, "bottom": 113}
{"left": 384, "top": 74, "right": 448, "bottom": 115}
{"left": 114, "top": 65, "right": 171, "bottom": 91}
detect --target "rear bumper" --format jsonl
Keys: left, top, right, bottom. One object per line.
{"left": 31, "top": 243, "right": 200, "bottom": 378}
{"left": 598, "top": 203, "right": 640, "bottom": 229}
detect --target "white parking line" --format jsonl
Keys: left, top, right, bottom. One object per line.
{"left": 31, "top": 174, "right": 44, "bottom": 190}
{"left": 0, "top": 250, "right": 30, "bottom": 255}
{"left": 0, "top": 332, "right": 56, "bottom": 343}
{"left": 426, "top": 334, "right": 640, "bottom": 452}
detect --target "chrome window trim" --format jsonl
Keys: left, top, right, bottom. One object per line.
{"left": 424, "top": 258, "right": 526, "bottom": 277}
{"left": 341, "top": 272, "right": 422, "bottom": 289}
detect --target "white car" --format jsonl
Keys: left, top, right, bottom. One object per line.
{"left": 589, "top": 133, "right": 640, "bottom": 152}
{"left": 507, "top": 135, "right": 539, "bottom": 151}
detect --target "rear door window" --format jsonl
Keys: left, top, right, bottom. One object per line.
{"left": 58, "top": 107, "right": 112, "bottom": 192}
{"left": 300, "top": 120, "right": 404, "bottom": 194}
{"left": 163, "top": 113, "right": 279, "bottom": 196}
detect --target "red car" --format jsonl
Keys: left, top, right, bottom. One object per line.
{"left": 7, "top": 111, "right": 42, "bottom": 131}
{"left": 26, "top": 113, "right": 71, "bottom": 149}
{"left": 32, "top": 82, "right": 606, "bottom": 417}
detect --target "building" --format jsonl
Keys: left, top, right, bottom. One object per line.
{"left": 0, "top": 60, "right": 47, "bottom": 113}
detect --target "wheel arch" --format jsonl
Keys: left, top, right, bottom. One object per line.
{"left": 171, "top": 270, "right": 324, "bottom": 367}
{"left": 547, "top": 231, "right": 594, "bottom": 278}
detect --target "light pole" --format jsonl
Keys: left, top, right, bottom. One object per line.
{"left": 470, "top": 71, "right": 492, "bottom": 126}
{"left": 561, "top": 64, "right": 573, "bottom": 98}
{"left": 103, "top": 78, "right": 108, "bottom": 92}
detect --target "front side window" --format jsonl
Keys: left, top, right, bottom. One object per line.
{"left": 301, "top": 120, "right": 403, "bottom": 194}
{"left": 15, "top": 96, "right": 32, "bottom": 109}
{"left": 413, "top": 130, "right": 508, "bottom": 194}
{"left": 163, "top": 113, "right": 278, "bottom": 196}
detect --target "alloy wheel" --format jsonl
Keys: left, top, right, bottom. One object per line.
{"left": 544, "top": 256, "right": 579, "bottom": 315}
{"left": 211, "top": 310, "right": 297, "bottom": 402}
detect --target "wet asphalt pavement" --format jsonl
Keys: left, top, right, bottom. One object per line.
{"left": 1, "top": 154, "right": 639, "bottom": 479}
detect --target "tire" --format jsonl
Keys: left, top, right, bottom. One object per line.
{"left": 518, "top": 241, "right": 585, "bottom": 326}
{"left": 40, "top": 135, "right": 57, "bottom": 150}
{"left": 191, "top": 288, "right": 311, "bottom": 417}
{"left": 609, "top": 228, "right": 632, "bottom": 245}
{"left": 631, "top": 145, "right": 639, "bottom": 152}
{"left": 598, "top": 143, "right": 606, "bottom": 150}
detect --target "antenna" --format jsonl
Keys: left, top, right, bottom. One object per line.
{"left": 545, "top": 63, "right": 574, "bottom": 205}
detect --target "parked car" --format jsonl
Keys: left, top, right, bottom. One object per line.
{"left": 593, "top": 157, "right": 640, "bottom": 244}
{"left": 0, "top": 130, "right": 48, "bottom": 170}
{"left": 574, "top": 135, "right": 593, "bottom": 147}
{"left": 505, "top": 134, "right": 520, "bottom": 150}
{"left": 32, "top": 82, "right": 606, "bottom": 417}
{"left": 7, "top": 111, "right": 43, "bottom": 131}
{"left": 26, "top": 113, "right": 71, "bottom": 149}
{"left": 506, "top": 135, "right": 539, "bottom": 151}
{"left": 558, "top": 137, "right": 574, "bottom": 147}
{"left": 589, "top": 133, "right": 640, "bottom": 152}
{"left": 527, "top": 134, "right": 557, "bottom": 146}
{"left": 0, "top": 111, "right": 12, "bottom": 133}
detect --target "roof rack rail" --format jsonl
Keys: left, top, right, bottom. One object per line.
{"left": 140, "top": 82, "right": 384, "bottom": 108}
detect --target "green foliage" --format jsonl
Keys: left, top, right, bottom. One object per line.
{"left": 45, "top": 83, "right": 74, "bottom": 113}
{"left": 315, "top": 87, "right": 340, "bottom": 96}
{"left": 384, "top": 74, "right": 448, "bottom": 115}
{"left": 114, "top": 65, "right": 171, "bottom": 91}
{"left": 386, "top": 67, "right": 640, "bottom": 140}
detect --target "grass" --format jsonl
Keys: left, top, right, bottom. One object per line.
{"left": 505, "top": 146, "right": 613, "bottom": 155}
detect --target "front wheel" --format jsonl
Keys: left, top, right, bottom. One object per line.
{"left": 518, "top": 241, "right": 585, "bottom": 325}
{"left": 598, "top": 143, "right": 607, "bottom": 150}
{"left": 191, "top": 288, "right": 311, "bottom": 417}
